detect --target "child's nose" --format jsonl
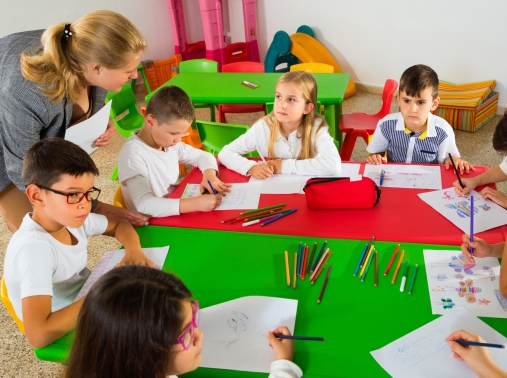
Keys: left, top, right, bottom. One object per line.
{"left": 130, "top": 70, "right": 139, "bottom": 80}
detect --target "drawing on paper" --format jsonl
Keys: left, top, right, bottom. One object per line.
{"left": 227, "top": 311, "right": 249, "bottom": 333}
{"left": 390, "top": 329, "right": 450, "bottom": 366}
{"left": 436, "top": 298, "right": 456, "bottom": 310}
{"left": 442, "top": 191, "right": 454, "bottom": 200}
{"left": 430, "top": 253, "right": 476, "bottom": 274}
{"left": 432, "top": 279, "right": 483, "bottom": 303}
{"left": 445, "top": 200, "right": 479, "bottom": 218}
{"left": 480, "top": 203, "right": 491, "bottom": 211}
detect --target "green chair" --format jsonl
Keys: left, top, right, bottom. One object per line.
{"left": 179, "top": 59, "right": 218, "bottom": 122}
{"left": 195, "top": 120, "right": 259, "bottom": 157}
{"left": 130, "top": 63, "right": 151, "bottom": 94}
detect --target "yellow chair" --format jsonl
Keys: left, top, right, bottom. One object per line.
{"left": 1, "top": 276, "right": 25, "bottom": 334}
{"left": 113, "top": 187, "right": 127, "bottom": 209}
{"left": 289, "top": 63, "right": 334, "bottom": 73}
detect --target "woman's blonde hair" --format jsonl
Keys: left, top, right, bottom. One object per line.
{"left": 21, "top": 10, "right": 146, "bottom": 103}
{"left": 264, "top": 71, "right": 327, "bottom": 160}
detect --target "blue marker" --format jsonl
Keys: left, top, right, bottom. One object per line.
{"left": 379, "top": 170, "right": 385, "bottom": 186}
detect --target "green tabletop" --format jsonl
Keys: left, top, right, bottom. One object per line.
{"left": 35, "top": 226, "right": 507, "bottom": 377}
{"left": 145, "top": 72, "right": 349, "bottom": 143}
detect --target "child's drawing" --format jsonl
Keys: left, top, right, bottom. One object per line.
{"left": 227, "top": 311, "right": 249, "bottom": 333}
{"left": 445, "top": 200, "right": 478, "bottom": 218}
{"left": 473, "top": 266, "right": 496, "bottom": 281}
{"left": 442, "top": 191, "right": 454, "bottom": 200}
{"left": 390, "top": 329, "right": 450, "bottom": 367}
{"left": 478, "top": 298, "right": 491, "bottom": 306}
{"left": 363, "top": 164, "right": 442, "bottom": 189}
{"left": 431, "top": 274, "right": 447, "bottom": 281}
{"left": 436, "top": 298, "right": 456, "bottom": 310}
{"left": 430, "top": 253, "right": 475, "bottom": 274}
{"left": 480, "top": 203, "right": 491, "bottom": 211}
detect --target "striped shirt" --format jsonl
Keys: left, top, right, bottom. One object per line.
{"left": 366, "top": 113, "right": 460, "bottom": 164}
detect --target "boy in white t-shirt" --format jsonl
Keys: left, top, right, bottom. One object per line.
{"left": 118, "top": 86, "right": 230, "bottom": 217}
{"left": 3, "top": 138, "right": 154, "bottom": 348}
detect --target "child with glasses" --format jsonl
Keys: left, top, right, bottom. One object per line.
{"left": 2, "top": 138, "right": 154, "bottom": 348}
{"left": 66, "top": 265, "right": 303, "bottom": 378}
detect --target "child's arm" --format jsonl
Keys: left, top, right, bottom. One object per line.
{"left": 366, "top": 153, "right": 387, "bottom": 165}
{"left": 266, "top": 326, "right": 303, "bottom": 378}
{"left": 446, "top": 330, "right": 507, "bottom": 378}
{"left": 460, "top": 234, "right": 504, "bottom": 262}
{"left": 453, "top": 166, "right": 507, "bottom": 197}
{"left": 22, "top": 295, "right": 84, "bottom": 348}
{"left": 201, "top": 168, "right": 231, "bottom": 195}
{"left": 444, "top": 155, "right": 475, "bottom": 175}
{"left": 366, "top": 123, "right": 389, "bottom": 165}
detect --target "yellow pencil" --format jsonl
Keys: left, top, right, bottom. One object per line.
{"left": 391, "top": 250, "right": 405, "bottom": 284}
{"left": 285, "top": 251, "right": 290, "bottom": 286}
{"left": 293, "top": 253, "right": 297, "bottom": 289}
{"left": 359, "top": 245, "right": 374, "bottom": 278}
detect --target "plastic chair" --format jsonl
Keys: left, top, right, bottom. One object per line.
{"left": 1, "top": 277, "right": 25, "bottom": 334}
{"left": 179, "top": 59, "right": 218, "bottom": 122}
{"left": 195, "top": 120, "right": 258, "bottom": 157}
{"left": 130, "top": 64, "right": 151, "bottom": 94}
{"left": 113, "top": 187, "right": 127, "bottom": 208}
{"left": 105, "top": 83, "right": 144, "bottom": 139}
{"left": 339, "top": 79, "right": 398, "bottom": 161}
{"left": 217, "top": 62, "right": 267, "bottom": 123}
{"left": 289, "top": 63, "right": 334, "bottom": 73}
{"left": 225, "top": 42, "right": 249, "bottom": 64}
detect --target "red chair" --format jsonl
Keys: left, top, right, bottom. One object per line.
{"left": 217, "top": 62, "right": 267, "bottom": 123}
{"left": 339, "top": 79, "right": 398, "bottom": 161}
{"left": 225, "top": 42, "right": 249, "bottom": 64}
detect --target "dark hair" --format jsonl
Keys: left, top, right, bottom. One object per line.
{"left": 66, "top": 266, "right": 192, "bottom": 378}
{"left": 399, "top": 64, "right": 439, "bottom": 100}
{"left": 22, "top": 137, "right": 99, "bottom": 187}
{"left": 493, "top": 114, "right": 507, "bottom": 153}
{"left": 146, "top": 86, "right": 195, "bottom": 124}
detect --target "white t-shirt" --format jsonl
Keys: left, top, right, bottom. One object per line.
{"left": 118, "top": 132, "right": 218, "bottom": 217}
{"left": 499, "top": 156, "right": 507, "bottom": 175}
{"left": 3, "top": 213, "right": 108, "bottom": 320}
{"left": 218, "top": 118, "right": 341, "bottom": 176}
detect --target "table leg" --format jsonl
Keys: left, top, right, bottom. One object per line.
{"left": 324, "top": 103, "right": 343, "bottom": 149}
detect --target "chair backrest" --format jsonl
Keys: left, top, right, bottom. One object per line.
{"left": 113, "top": 187, "right": 126, "bottom": 208}
{"left": 1, "top": 277, "right": 25, "bottom": 334}
{"left": 106, "top": 83, "right": 136, "bottom": 114}
{"left": 222, "top": 61, "right": 264, "bottom": 73}
{"left": 225, "top": 42, "right": 249, "bottom": 64}
{"left": 106, "top": 84, "right": 144, "bottom": 138}
{"left": 290, "top": 63, "right": 334, "bottom": 73}
{"left": 377, "top": 79, "right": 399, "bottom": 117}
{"left": 195, "top": 121, "right": 257, "bottom": 157}
{"left": 179, "top": 59, "right": 218, "bottom": 74}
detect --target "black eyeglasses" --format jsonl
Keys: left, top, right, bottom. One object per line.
{"left": 37, "top": 185, "right": 101, "bottom": 204}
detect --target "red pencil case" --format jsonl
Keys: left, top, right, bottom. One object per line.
{"left": 303, "top": 177, "right": 381, "bottom": 209}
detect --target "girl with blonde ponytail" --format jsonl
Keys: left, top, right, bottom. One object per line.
{"left": 218, "top": 71, "right": 341, "bottom": 179}
{"left": 0, "top": 10, "right": 149, "bottom": 232}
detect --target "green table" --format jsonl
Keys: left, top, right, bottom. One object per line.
{"left": 145, "top": 72, "right": 349, "bottom": 144}
{"left": 35, "top": 227, "right": 507, "bottom": 377}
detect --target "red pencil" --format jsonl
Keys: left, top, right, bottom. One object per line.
{"left": 384, "top": 244, "right": 400, "bottom": 276}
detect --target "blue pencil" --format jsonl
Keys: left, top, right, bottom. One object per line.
{"left": 261, "top": 208, "right": 297, "bottom": 226}
{"left": 470, "top": 195, "right": 474, "bottom": 255}
{"left": 311, "top": 240, "right": 328, "bottom": 272}
{"left": 207, "top": 179, "right": 218, "bottom": 195}
{"left": 298, "top": 242, "right": 303, "bottom": 275}
{"left": 296, "top": 242, "right": 302, "bottom": 275}
{"left": 456, "top": 340, "right": 504, "bottom": 349}
{"left": 361, "top": 248, "right": 375, "bottom": 281}
{"left": 353, "top": 244, "right": 368, "bottom": 276}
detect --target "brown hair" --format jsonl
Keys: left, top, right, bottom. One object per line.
{"left": 264, "top": 71, "right": 326, "bottom": 160}
{"left": 145, "top": 86, "right": 195, "bottom": 124}
{"left": 22, "top": 137, "right": 99, "bottom": 187}
{"left": 21, "top": 10, "right": 146, "bottom": 104}
{"left": 493, "top": 114, "right": 507, "bottom": 154}
{"left": 399, "top": 64, "right": 439, "bottom": 99}
{"left": 66, "top": 266, "right": 193, "bottom": 378}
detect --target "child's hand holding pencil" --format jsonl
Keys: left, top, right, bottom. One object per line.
{"left": 266, "top": 326, "right": 295, "bottom": 361}
{"left": 201, "top": 169, "right": 231, "bottom": 195}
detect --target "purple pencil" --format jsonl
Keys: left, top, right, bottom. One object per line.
{"left": 470, "top": 195, "right": 474, "bottom": 255}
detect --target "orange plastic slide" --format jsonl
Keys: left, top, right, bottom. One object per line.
{"left": 290, "top": 33, "right": 356, "bottom": 98}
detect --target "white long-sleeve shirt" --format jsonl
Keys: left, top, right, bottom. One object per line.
{"left": 218, "top": 118, "right": 341, "bottom": 176}
{"left": 118, "top": 132, "right": 218, "bottom": 217}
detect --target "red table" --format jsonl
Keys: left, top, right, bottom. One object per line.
{"left": 149, "top": 163, "right": 507, "bottom": 246}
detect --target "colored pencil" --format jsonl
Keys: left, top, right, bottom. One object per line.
{"left": 360, "top": 236, "right": 375, "bottom": 268}
{"left": 207, "top": 179, "right": 218, "bottom": 194}
{"left": 297, "top": 242, "right": 302, "bottom": 276}
{"left": 274, "top": 335, "right": 325, "bottom": 341}
{"left": 310, "top": 249, "right": 330, "bottom": 281}
{"left": 384, "top": 244, "right": 400, "bottom": 276}
{"left": 261, "top": 208, "right": 297, "bottom": 226}
{"left": 359, "top": 245, "right": 374, "bottom": 279}
{"left": 311, "top": 241, "right": 328, "bottom": 272}
{"left": 302, "top": 245, "right": 308, "bottom": 279}
{"left": 456, "top": 340, "right": 505, "bottom": 349}
{"left": 307, "top": 242, "right": 317, "bottom": 274}
{"left": 311, "top": 251, "right": 332, "bottom": 284}
{"left": 379, "top": 170, "right": 385, "bottom": 186}
{"left": 353, "top": 244, "right": 368, "bottom": 276}
{"left": 317, "top": 265, "right": 332, "bottom": 304}
{"left": 242, "top": 213, "right": 283, "bottom": 226}
{"left": 256, "top": 148, "right": 268, "bottom": 165}
{"left": 391, "top": 250, "right": 405, "bottom": 284}
{"left": 300, "top": 244, "right": 306, "bottom": 278}
{"left": 361, "top": 248, "right": 375, "bottom": 282}
{"left": 448, "top": 153, "right": 465, "bottom": 189}
{"left": 240, "top": 203, "right": 286, "bottom": 215}
{"left": 374, "top": 251, "right": 378, "bottom": 287}
{"left": 285, "top": 251, "right": 290, "bottom": 286}
{"left": 470, "top": 195, "right": 474, "bottom": 255}
{"left": 408, "top": 264, "right": 418, "bottom": 294}
{"left": 221, "top": 208, "right": 282, "bottom": 224}
{"left": 293, "top": 253, "right": 297, "bottom": 289}
{"left": 244, "top": 209, "right": 289, "bottom": 221}
{"left": 242, "top": 219, "right": 260, "bottom": 227}
{"left": 400, "top": 260, "right": 410, "bottom": 292}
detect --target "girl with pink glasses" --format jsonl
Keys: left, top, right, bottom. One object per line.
{"left": 66, "top": 265, "right": 302, "bottom": 378}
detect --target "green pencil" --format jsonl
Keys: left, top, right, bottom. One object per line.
{"left": 240, "top": 203, "right": 286, "bottom": 215}
{"left": 408, "top": 264, "right": 418, "bottom": 295}
{"left": 244, "top": 209, "right": 291, "bottom": 221}
{"left": 361, "top": 249, "right": 375, "bottom": 282}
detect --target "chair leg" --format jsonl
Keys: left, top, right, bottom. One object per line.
{"left": 209, "top": 105, "right": 216, "bottom": 122}
{"left": 110, "top": 164, "right": 119, "bottom": 181}
{"left": 218, "top": 109, "right": 227, "bottom": 123}
{"left": 340, "top": 132, "right": 358, "bottom": 161}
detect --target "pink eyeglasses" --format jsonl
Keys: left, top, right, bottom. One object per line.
{"left": 176, "top": 301, "right": 200, "bottom": 350}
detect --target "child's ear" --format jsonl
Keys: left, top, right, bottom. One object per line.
{"left": 145, "top": 114, "right": 156, "bottom": 129}
{"left": 431, "top": 96, "right": 440, "bottom": 112}
{"left": 304, "top": 103, "right": 315, "bottom": 115}
{"left": 25, "top": 184, "right": 44, "bottom": 207}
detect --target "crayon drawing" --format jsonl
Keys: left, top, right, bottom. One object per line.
{"left": 390, "top": 329, "right": 450, "bottom": 367}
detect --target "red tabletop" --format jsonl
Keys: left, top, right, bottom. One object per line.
{"left": 149, "top": 163, "right": 506, "bottom": 246}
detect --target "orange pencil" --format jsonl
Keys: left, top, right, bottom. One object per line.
{"left": 391, "top": 250, "right": 405, "bottom": 284}
{"left": 285, "top": 251, "right": 290, "bottom": 286}
{"left": 309, "top": 248, "right": 329, "bottom": 281}
{"left": 384, "top": 244, "right": 400, "bottom": 276}
{"left": 311, "top": 251, "right": 333, "bottom": 284}
{"left": 293, "top": 253, "right": 297, "bottom": 289}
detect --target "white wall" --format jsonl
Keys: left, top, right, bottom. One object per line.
{"left": 2, "top": 0, "right": 507, "bottom": 107}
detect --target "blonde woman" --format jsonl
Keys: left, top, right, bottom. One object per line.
{"left": 218, "top": 71, "right": 341, "bottom": 179}
{"left": 0, "top": 10, "right": 149, "bottom": 231}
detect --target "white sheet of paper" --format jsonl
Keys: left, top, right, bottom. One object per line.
{"left": 74, "top": 246, "right": 169, "bottom": 301}
{"left": 64, "top": 100, "right": 112, "bottom": 154}
{"left": 200, "top": 296, "right": 298, "bottom": 373}
{"left": 364, "top": 164, "right": 442, "bottom": 189}
{"left": 181, "top": 182, "right": 262, "bottom": 210}
{"left": 418, "top": 189, "right": 507, "bottom": 233}
{"left": 370, "top": 306, "right": 507, "bottom": 378}
{"left": 423, "top": 249, "right": 506, "bottom": 318}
